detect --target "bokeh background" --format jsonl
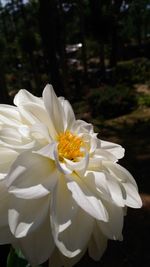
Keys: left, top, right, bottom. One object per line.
{"left": 0, "top": 0, "right": 150, "bottom": 266}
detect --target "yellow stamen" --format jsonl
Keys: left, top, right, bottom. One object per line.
{"left": 58, "top": 131, "right": 84, "bottom": 161}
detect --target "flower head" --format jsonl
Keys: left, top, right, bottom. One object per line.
{"left": 0, "top": 85, "right": 142, "bottom": 266}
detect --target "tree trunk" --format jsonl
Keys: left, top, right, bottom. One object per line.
{"left": 78, "top": 1, "right": 88, "bottom": 79}
{"left": 39, "top": 0, "right": 64, "bottom": 96}
{"left": 0, "top": 66, "right": 9, "bottom": 103}
{"left": 110, "top": 17, "right": 118, "bottom": 67}
{"left": 58, "top": 0, "right": 69, "bottom": 95}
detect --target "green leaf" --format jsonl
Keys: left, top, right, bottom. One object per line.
{"left": 7, "top": 246, "right": 44, "bottom": 267}
{"left": 7, "top": 247, "right": 30, "bottom": 267}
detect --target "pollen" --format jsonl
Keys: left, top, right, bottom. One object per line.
{"left": 58, "top": 131, "right": 84, "bottom": 161}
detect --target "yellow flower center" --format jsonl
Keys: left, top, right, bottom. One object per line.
{"left": 58, "top": 131, "right": 84, "bottom": 161}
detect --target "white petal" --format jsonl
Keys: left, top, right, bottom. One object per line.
{"left": 0, "top": 105, "right": 21, "bottom": 127}
{"left": 19, "top": 102, "right": 57, "bottom": 139}
{"left": 84, "top": 171, "right": 111, "bottom": 202}
{"left": 6, "top": 151, "right": 56, "bottom": 192}
{"left": 54, "top": 146, "right": 72, "bottom": 175}
{"left": 66, "top": 174, "right": 108, "bottom": 221}
{"left": 0, "top": 128, "right": 23, "bottom": 144}
{"left": 9, "top": 184, "right": 50, "bottom": 199}
{"left": 0, "top": 128, "right": 35, "bottom": 151}
{"left": 88, "top": 157, "right": 103, "bottom": 171}
{"left": 123, "top": 182, "right": 142, "bottom": 208}
{"left": 51, "top": 175, "right": 78, "bottom": 234}
{"left": 105, "top": 172, "right": 124, "bottom": 207}
{"left": 104, "top": 162, "right": 138, "bottom": 187}
{"left": 0, "top": 147, "right": 18, "bottom": 173}
{"left": 94, "top": 148, "right": 117, "bottom": 162}
{"left": 98, "top": 201, "right": 124, "bottom": 241}
{"left": 59, "top": 98, "right": 75, "bottom": 131}
{"left": 89, "top": 136, "right": 98, "bottom": 154}
{"left": 58, "top": 209, "right": 93, "bottom": 258}
{"left": 71, "top": 120, "right": 94, "bottom": 135}
{"left": 51, "top": 176, "right": 93, "bottom": 258}
{"left": 43, "top": 84, "right": 65, "bottom": 133}
{"left": 8, "top": 195, "right": 50, "bottom": 238}
{"left": 31, "top": 123, "right": 52, "bottom": 143}
{"left": 100, "top": 140, "right": 125, "bottom": 159}
{"left": 14, "top": 89, "right": 43, "bottom": 106}
{"left": 15, "top": 215, "right": 54, "bottom": 266}
{"left": 88, "top": 221, "right": 107, "bottom": 261}
{"left": 52, "top": 206, "right": 93, "bottom": 258}
{"left": 103, "top": 162, "right": 142, "bottom": 208}
{"left": 34, "top": 142, "right": 56, "bottom": 160}
{"left": 64, "top": 151, "right": 89, "bottom": 175}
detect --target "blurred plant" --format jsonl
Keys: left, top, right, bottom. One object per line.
{"left": 88, "top": 84, "right": 137, "bottom": 119}
{"left": 113, "top": 58, "right": 150, "bottom": 84}
{"left": 137, "top": 94, "right": 150, "bottom": 107}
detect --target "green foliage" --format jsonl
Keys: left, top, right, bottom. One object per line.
{"left": 7, "top": 247, "right": 30, "bottom": 267}
{"left": 137, "top": 94, "right": 150, "bottom": 107}
{"left": 7, "top": 247, "right": 43, "bottom": 267}
{"left": 114, "top": 58, "right": 150, "bottom": 84}
{"left": 88, "top": 84, "right": 137, "bottom": 119}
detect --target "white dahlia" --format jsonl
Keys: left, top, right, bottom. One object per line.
{"left": 0, "top": 85, "right": 142, "bottom": 266}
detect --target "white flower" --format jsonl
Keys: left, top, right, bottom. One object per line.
{"left": 0, "top": 85, "right": 142, "bottom": 266}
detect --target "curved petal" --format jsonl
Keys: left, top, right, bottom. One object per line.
{"left": 98, "top": 201, "right": 123, "bottom": 241}
{"left": 54, "top": 146, "right": 72, "bottom": 175}
{"left": 100, "top": 140, "right": 125, "bottom": 160}
{"left": 105, "top": 172, "right": 124, "bottom": 207}
{"left": 94, "top": 148, "right": 117, "bottom": 162}
{"left": 14, "top": 89, "right": 43, "bottom": 106}
{"left": 18, "top": 102, "right": 57, "bottom": 139}
{"left": 103, "top": 162, "right": 138, "bottom": 187}
{"left": 84, "top": 171, "right": 111, "bottom": 202}
{"left": 64, "top": 151, "right": 89, "bottom": 175}
{"left": 35, "top": 142, "right": 56, "bottom": 160}
{"left": 43, "top": 84, "right": 65, "bottom": 133}
{"left": 51, "top": 176, "right": 93, "bottom": 258}
{"left": 59, "top": 98, "right": 75, "bottom": 131}
{"left": 71, "top": 120, "right": 94, "bottom": 135}
{"left": 89, "top": 136, "right": 98, "bottom": 154}
{"left": 14, "top": 215, "right": 54, "bottom": 266}
{"left": 122, "top": 182, "right": 142, "bottom": 208}
{"left": 8, "top": 195, "right": 50, "bottom": 238}
{"left": 52, "top": 207, "right": 93, "bottom": 258}
{"left": 66, "top": 174, "right": 108, "bottom": 222}
{"left": 9, "top": 184, "right": 50, "bottom": 199}
{"left": 51, "top": 175, "right": 78, "bottom": 234}
{"left": 0, "top": 147, "right": 18, "bottom": 173}
{"left": 0, "top": 105, "right": 22, "bottom": 127}
{"left": 88, "top": 157, "right": 103, "bottom": 171}
{"left": 6, "top": 151, "right": 56, "bottom": 193}
{"left": 0, "top": 129, "right": 35, "bottom": 151}
{"left": 88, "top": 221, "right": 107, "bottom": 261}
{"left": 103, "top": 162, "right": 142, "bottom": 208}
{"left": 31, "top": 123, "right": 52, "bottom": 143}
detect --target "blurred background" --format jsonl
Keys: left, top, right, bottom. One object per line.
{"left": 0, "top": 0, "right": 150, "bottom": 266}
